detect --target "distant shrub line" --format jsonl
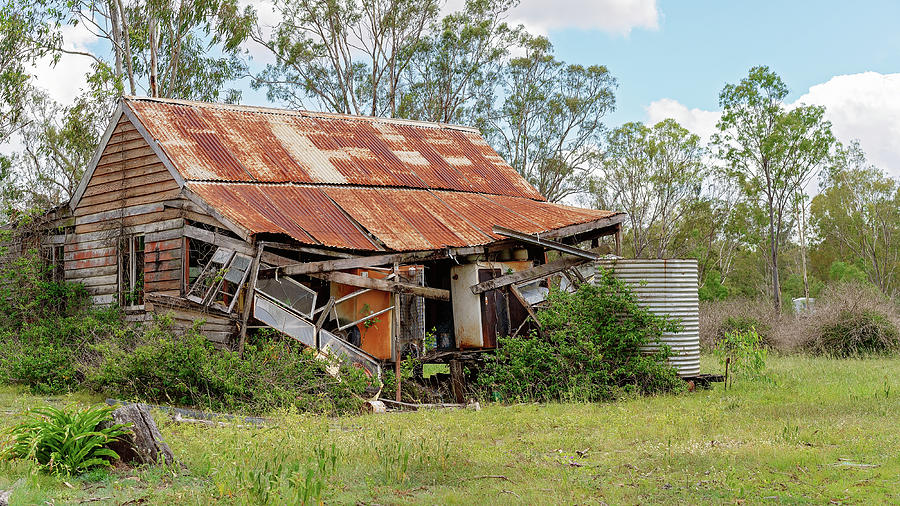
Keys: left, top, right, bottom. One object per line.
{"left": 700, "top": 282, "right": 900, "bottom": 357}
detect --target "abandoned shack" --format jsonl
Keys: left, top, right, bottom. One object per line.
{"left": 32, "top": 96, "right": 626, "bottom": 377}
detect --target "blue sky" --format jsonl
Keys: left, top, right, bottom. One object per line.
{"left": 549, "top": 0, "right": 900, "bottom": 129}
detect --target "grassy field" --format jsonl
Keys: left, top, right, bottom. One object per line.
{"left": 1, "top": 355, "right": 899, "bottom": 504}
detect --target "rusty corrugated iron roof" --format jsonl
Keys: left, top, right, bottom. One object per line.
{"left": 125, "top": 96, "right": 620, "bottom": 252}
{"left": 188, "top": 182, "right": 617, "bottom": 252}
{"left": 126, "top": 97, "right": 543, "bottom": 199}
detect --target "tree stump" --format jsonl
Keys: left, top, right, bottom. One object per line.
{"left": 100, "top": 403, "right": 175, "bottom": 466}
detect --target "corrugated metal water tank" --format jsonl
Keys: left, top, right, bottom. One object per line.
{"left": 593, "top": 259, "right": 701, "bottom": 377}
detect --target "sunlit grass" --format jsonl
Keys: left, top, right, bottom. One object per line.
{"left": 2, "top": 355, "right": 899, "bottom": 504}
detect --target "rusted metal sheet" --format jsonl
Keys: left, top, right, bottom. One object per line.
{"left": 482, "top": 194, "right": 616, "bottom": 230}
{"left": 192, "top": 182, "right": 616, "bottom": 252}
{"left": 126, "top": 97, "right": 543, "bottom": 199}
{"left": 187, "top": 182, "right": 376, "bottom": 250}
{"left": 325, "top": 187, "right": 491, "bottom": 251}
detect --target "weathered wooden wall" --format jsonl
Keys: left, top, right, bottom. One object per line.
{"left": 68, "top": 115, "right": 184, "bottom": 304}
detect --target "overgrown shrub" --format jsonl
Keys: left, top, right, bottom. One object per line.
{"left": 699, "top": 298, "right": 780, "bottom": 350}
{"left": 810, "top": 311, "right": 899, "bottom": 357}
{"left": 790, "top": 282, "right": 899, "bottom": 357}
{"left": 479, "top": 269, "right": 685, "bottom": 402}
{"left": 88, "top": 321, "right": 370, "bottom": 415}
{"left": 0, "top": 306, "right": 129, "bottom": 394}
{"left": 0, "top": 251, "right": 371, "bottom": 415}
{"left": 1, "top": 405, "right": 128, "bottom": 476}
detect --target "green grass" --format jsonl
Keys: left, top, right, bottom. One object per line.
{"left": 2, "top": 355, "right": 899, "bottom": 504}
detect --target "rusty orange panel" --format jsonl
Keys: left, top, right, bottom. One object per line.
{"left": 188, "top": 182, "right": 377, "bottom": 250}
{"left": 430, "top": 191, "right": 543, "bottom": 239}
{"left": 260, "top": 185, "right": 377, "bottom": 250}
{"left": 125, "top": 97, "right": 545, "bottom": 199}
{"left": 481, "top": 194, "right": 616, "bottom": 231}
{"left": 325, "top": 187, "right": 492, "bottom": 251}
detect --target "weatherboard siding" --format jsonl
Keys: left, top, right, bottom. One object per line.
{"left": 67, "top": 115, "right": 186, "bottom": 304}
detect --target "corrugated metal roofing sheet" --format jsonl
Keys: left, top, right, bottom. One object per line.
{"left": 126, "top": 97, "right": 544, "bottom": 200}
{"left": 188, "top": 183, "right": 377, "bottom": 250}
{"left": 124, "top": 97, "right": 620, "bottom": 252}
{"left": 189, "top": 182, "right": 616, "bottom": 251}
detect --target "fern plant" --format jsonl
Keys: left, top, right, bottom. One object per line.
{"left": 1, "top": 404, "right": 129, "bottom": 476}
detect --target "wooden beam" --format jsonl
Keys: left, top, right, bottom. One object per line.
{"left": 449, "top": 360, "right": 466, "bottom": 404}
{"left": 258, "top": 240, "right": 357, "bottom": 259}
{"left": 183, "top": 224, "right": 254, "bottom": 256}
{"left": 538, "top": 213, "right": 627, "bottom": 240}
{"left": 259, "top": 250, "right": 296, "bottom": 268}
{"left": 261, "top": 250, "right": 444, "bottom": 277}
{"left": 306, "top": 271, "right": 450, "bottom": 301}
{"left": 238, "top": 245, "right": 263, "bottom": 357}
{"left": 471, "top": 256, "right": 588, "bottom": 294}
{"left": 509, "top": 284, "right": 542, "bottom": 330}
{"left": 615, "top": 223, "right": 623, "bottom": 256}
{"left": 493, "top": 225, "right": 599, "bottom": 260}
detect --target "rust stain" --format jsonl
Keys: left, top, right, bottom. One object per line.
{"left": 125, "top": 97, "right": 618, "bottom": 252}
{"left": 126, "top": 97, "right": 541, "bottom": 198}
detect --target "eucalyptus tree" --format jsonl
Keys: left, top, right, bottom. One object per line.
{"left": 251, "top": 0, "right": 439, "bottom": 116}
{"left": 810, "top": 142, "right": 900, "bottom": 298}
{"left": 713, "top": 66, "right": 834, "bottom": 311}
{"left": 50, "top": 0, "right": 251, "bottom": 101}
{"left": 399, "top": 0, "right": 521, "bottom": 126}
{"left": 488, "top": 36, "right": 615, "bottom": 202}
{"left": 591, "top": 119, "right": 706, "bottom": 258}
{"left": 0, "top": 1, "right": 57, "bottom": 140}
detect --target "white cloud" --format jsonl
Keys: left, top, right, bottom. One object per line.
{"left": 795, "top": 72, "right": 900, "bottom": 179}
{"left": 510, "top": 0, "right": 658, "bottom": 35}
{"left": 26, "top": 22, "right": 96, "bottom": 105}
{"left": 443, "top": 0, "right": 658, "bottom": 36}
{"left": 644, "top": 72, "right": 900, "bottom": 180}
{"left": 645, "top": 98, "right": 720, "bottom": 144}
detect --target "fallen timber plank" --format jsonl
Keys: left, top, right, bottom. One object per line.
{"left": 306, "top": 271, "right": 450, "bottom": 301}
{"left": 536, "top": 213, "right": 626, "bottom": 240}
{"left": 493, "top": 225, "right": 600, "bottom": 260}
{"left": 259, "top": 249, "right": 445, "bottom": 277}
{"left": 470, "top": 255, "right": 589, "bottom": 294}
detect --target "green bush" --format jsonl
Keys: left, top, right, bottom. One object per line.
{"left": 0, "top": 251, "right": 371, "bottom": 415}
{"left": 479, "top": 269, "right": 685, "bottom": 402}
{"left": 1, "top": 404, "right": 129, "bottom": 476}
{"left": 807, "top": 310, "right": 899, "bottom": 357}
{"left": 88, "top": 320, "right": 370, "bottom": 415}
{"left": 0, "top": 306, "right": 128, "bottom": 395}
{"left": 714, "top": 329, "right": 767, "bottom": 382}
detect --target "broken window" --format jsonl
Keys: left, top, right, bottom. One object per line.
{"left": 185, "top": 247, "right": 254, "bottom": 312}
{"left": 183, "top": 237, "right": 217, "bottom": 292}
{"left": 41, "top": 245, "right": 65, "bottom": 283}
{"left": 119, "top": 235, "right": 145, "bottom": 306}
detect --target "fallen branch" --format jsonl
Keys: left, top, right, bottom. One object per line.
{"left": 462, "top": 475, "right": 512, "bottom": 483}
{"left": 378, "top": 398, "right": 480, "bottom": 411}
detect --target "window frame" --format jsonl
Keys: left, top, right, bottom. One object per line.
{"left": 119, "top": 234, "right": 145, "bottom": 308}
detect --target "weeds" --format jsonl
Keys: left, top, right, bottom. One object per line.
{"left": 481, "top": 268, "right": 685, "bottom": 402}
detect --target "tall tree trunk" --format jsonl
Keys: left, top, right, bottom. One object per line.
{"left": 116, "top": 0, "right": 137, "bottom": 95}
{"left": 799, "top": 198, "right": 810, "bottom": 301}
{"left": 109, "top": 0, "right": 123, "bottom": 80}
{"left": 149, "top": 17, "right": 159, "bottom": 97}
{"left": 768, "top": 199, "right": 782, "bottom": 312}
